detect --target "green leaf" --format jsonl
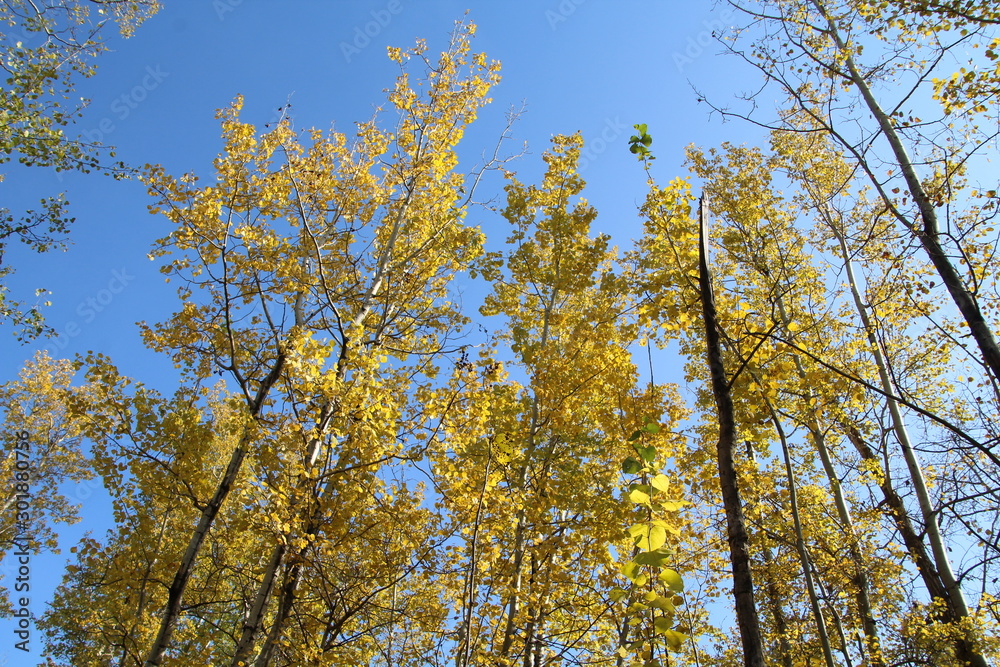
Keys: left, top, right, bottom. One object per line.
{"left": 636, "top": 444, "right": 657, "bottom": 463}
{"left": 648, "top": 524, "right": 667, "bottom": 550}
{"left": 643, "top": 421, "right": 661, "bottom": 434}
{"left": 609, "top": 587, "right": 629, "bottom": 602}
{"left": 650, "top": 594, "right": 676, "bottom": 612}
{"left": 651, "top": 474, "right": 670, "bottom": 492}
{"left": 628, "top": 485, "right": 652, "bottom": 507}
{"left": 620, "top": 560, "right": 641, "bottom": 582}
{"left": 654, "top": 616, "right": 674, "bottom": 634}
{"left": 658, "top": 568, "right": 684, "bottom": 593}
{"left": 627, "top": 521, "right": 666, "bottom": 550}
{"left": 663, "top": 629, "right": 688, "bottom": 651}
{"left": 621, "top": 457, "right": 642, "bottom": 475}
{"left": 628, "top": 429, "right": 644, "bottom": 442}
{"left": 634, "top": 549, "right": 672, "bottom": 566}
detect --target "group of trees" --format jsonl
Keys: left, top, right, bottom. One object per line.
{"left": 2, "top": 0, "right": 1000, "bottom": 665}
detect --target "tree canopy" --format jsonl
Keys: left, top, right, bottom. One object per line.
{"left": 3, "top": 2, "right": 1000, "bottom": 666}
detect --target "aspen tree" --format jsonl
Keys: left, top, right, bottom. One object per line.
{"left": 680, "top": 126, "right": 999, "bottom": 664}
{"left": 40, "top": 23, "right": 504, "bottom": 666}
{"left": 717, "top": 0, "right": 1000, "bottom": 388}
{"left": 632, "top": 176, "right": 768, "bottom": 666}
{"left": 0, "top": 354, "right": 95, "bottom": 611}
{"left": 775, "top": 127, "right": 994, "bottom": 667}
{"left": 688, "top": 142, "right": 889, "bottom": 666}
{"left": 454, "top": 134, "right": 688, "bottom": 667}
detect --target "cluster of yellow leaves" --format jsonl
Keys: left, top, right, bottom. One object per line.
{"left": 0, "top": 354, "right": 96, "bottom": 613}
{"left": 631, "top": 115, "right": 1000, "bottom": 665}
{"left": 37, "top": 23, "right": 511, "bottom": 667}
{"left": 429, "top": 135, "right": 691, "bottom": 667}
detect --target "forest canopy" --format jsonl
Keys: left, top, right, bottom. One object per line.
{"left": 2, "top": 1, "right": 1000, "bottom": 666}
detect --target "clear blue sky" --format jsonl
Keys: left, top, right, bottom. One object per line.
{"left": 0, "top": 2, "right": 763, "bottom": 663}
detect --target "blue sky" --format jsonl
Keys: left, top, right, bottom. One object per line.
{"left": 0, "top": 2, "right": 764, "bottom": 663}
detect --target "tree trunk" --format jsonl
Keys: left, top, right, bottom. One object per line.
{"left": 697, "top": 197, "right": 767, "bottom": 667}
{"left": 774, "top": 289, "right": 885, "bottom": 667}
{"left": 761, "top": 396, "right": 836, "bottom": 667}
{"left": 142, "top": 353, "right": 285, "bottom": 667}
{"left": 745, "top": 441, "right": 806, "bottom": 667}
{"left": 758, "top": 543, "right": 796, "bottom": 667}
{"left": 809, "top": 0, "right": 1000, "bottom": 386}
{"left": 830, "top": 223, "right": 988, "bottom": 667}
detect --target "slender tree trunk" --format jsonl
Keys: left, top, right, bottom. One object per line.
{"left": 501, "top": 284, "right": 559, "bottom": 661}
{"left": 500, "top": 518, "right": 527, "bottom": 657}
{"left": 812, "top": 572, "right": 856, "bottom": 667}
{"left": 227, "top": 181, "right": 418, "bottom": 664}
{"left": 456, "top": 441, "right": 493, "bottom": 667}
{"left": 522, "top": 586, "right": 539, "bottom": 667}
{"left": 809, "top": 0, "right": 1000, "bottom": 386}
{"left": 807, "top": 419, "right": 883, "bottom": 664}
{"left": 142, "top": 353, "right": 285, "bottom": 667}
{"left": 745, "top": 443, "right": 803, "bottom": 667}
{"left": 615, "top": 614, "right": 630, "bottom": 667}
{"left": 230, "top": 405, "right": 336, "bottom": 666}
{"left": 773, "top": 293, "right": 885, "bottom": 667}
{"left": 830, "top": 225, "right": 988, "bottom": 667}
{"left": 841, "top": 423, "right": 950, "bottom": 603}
{"left": 228, "top": 544, "right": 285, "bottom": 666}
{"left": 762, "top": 398, "right": 836, "bottom": 667}
{"left": 758, "top": 544, "right": 796, "bottom": 667}
{"left": 697, "top": 198, "right": 767, "bottom": 667}
{"left": 253, "top": 555, "right": 305, "bottom": 667}
{"left": 843, "top": 423, "right": 992, "bottom": 665}
{"left": 249, "top": 449, "right": 348, "bottom": 667}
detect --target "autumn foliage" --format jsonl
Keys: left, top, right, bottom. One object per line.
{"left": 3, "top": 4, "right": 1000, "bottom": 667}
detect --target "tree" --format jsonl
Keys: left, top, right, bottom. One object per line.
{"left": 0, "top": 353, "right": 95, "bottom": 614}
{"left": 693, "top": 195, "right": 767, "bottom": 667}
{"left": 33, "top": 80, "right": 696, "bottom": 667}
{"left": 690, "top": 137, "right": 999, "bottom": 665}
{"left": 712, "top": 0, "right": 1000, "bottom": 388}
{"left": 40, "top": 22, "right": 505, "bottom": 666}
{"left": 0, "top": 0, "right": 159, "bottom": 339}
{"left": 660, "top": 1, "right": 1000, "bottom": 661}
{"left": 448, "top": 134, "right": 689, "bottom": 666}
{"left": 19, "top": 2, "right": 1000, "bottom": 665}
{"left": 628, "top": 111, "right": 1000, "bottom": 664}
